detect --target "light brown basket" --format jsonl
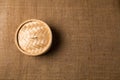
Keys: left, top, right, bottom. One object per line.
{"left": 15, "top": 19, "right": 52, "bottom": 56}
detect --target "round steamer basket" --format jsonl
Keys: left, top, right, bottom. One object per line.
{"left": 15, "top": 19, "right": 52, "bottom": 56}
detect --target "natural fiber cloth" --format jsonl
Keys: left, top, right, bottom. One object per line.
{"left": 0, "top": 0, "right": 120, "bottom": 80}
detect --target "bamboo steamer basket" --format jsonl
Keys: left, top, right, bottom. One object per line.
{"left": 15, "top": 19, "right": 52, "bottom": 56}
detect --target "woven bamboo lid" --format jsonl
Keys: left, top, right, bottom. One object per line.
{"left": 15, "top": 19, "right": 52, "bottom": 56}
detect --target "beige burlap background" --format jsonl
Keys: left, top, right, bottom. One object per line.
{"left": 0, "top": 0, "right": 120, "bottom": 80}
